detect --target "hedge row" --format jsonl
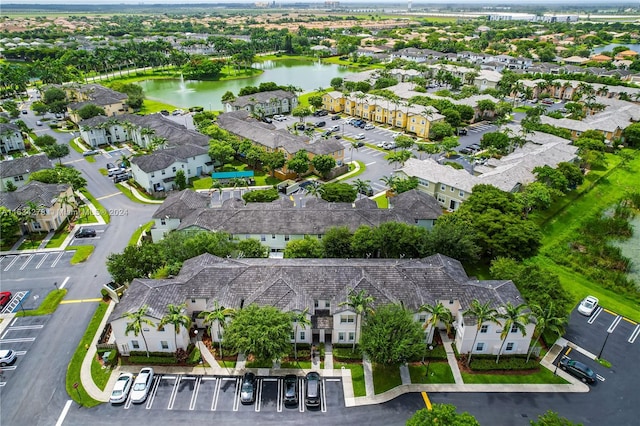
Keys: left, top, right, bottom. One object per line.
{"left": 470, "top": 355, "right": 538, "bottom": 371}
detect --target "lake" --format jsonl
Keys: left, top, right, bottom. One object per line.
{"left": 592, "top": 43, "right": 640, "bottom": 54}
{"left": 612, "top": 215, "right": 640, "bottom": 290}
{"left": 138, "top": 59, "right": 352, "bottom": 110}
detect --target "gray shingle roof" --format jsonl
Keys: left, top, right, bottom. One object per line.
{"left": 152, "top": 189, "right": 211, "bottom": 219}
{"left": 0, "top": 181, "right": 70, "bottom": 210}
{"left": 109, "top": 253, "right": 525, "bottom": 322}
{"left": 130, "top": 144, "right": 209, "bottom": 173}
{"left": 0, "top": 153, "right": 51, "bottom": 178}
{"left": 229, "top": 89, "right": 297, "bottom": 108}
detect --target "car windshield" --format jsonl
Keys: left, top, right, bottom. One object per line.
{"left": 285, "top": 383, "right": 296, "bottom": 396}
{"left": 112, "top": 390, "right": 122, "bottom": 396}
{"left": 241, "top": 383, "right": 252, "bottom": 392}
{"left": 133, "top": 382, "right": 146, "bottom": 391}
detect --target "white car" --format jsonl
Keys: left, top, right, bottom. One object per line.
{"left": 577, "top": 296, "right": 599, "bottom": 316}
{"left": 110, "top": 372, "right": 134, "bottom": 404}
{"left": 0, "top": 349, "right": 17, "bottom": 366}
{"left": 364, "top": 123, "right": 374, "bottom": 130}
{"left": 130, "top": 367, "right": 154, "bottom": 403}
{"left": 354, "top": 133, "right": 365, "bottom": 140}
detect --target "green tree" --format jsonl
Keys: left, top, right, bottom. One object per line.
{"left": 159, "top": 303, "right": 192, "bottom": 351}
{"left": 76, "top": 104, "right": 105, "bottom": 120}
{"left": 330, "top": 77, "right": 343, "bottom": 90}
{"left": 419, "top": 302, "right": 453, "bottom": 342}
{"left": 283, "top": 235, "right": 324, "bottom": 258}
{"left": 442, "top": 108, "right": 461, "bottom": 128}
{"left": 406, "top": 404, "right": 480, "bottom": 426}
{"left": 480, "top": 131, "right": 510, "bottom": 154}
{"left": 395, "top": 135, "right": 415, "bottom": 150}
{"left": 291, "top": 105, "right": 312, "bottom": 123}
{"left": 43, "top": 87, "right": 68, "bottom": 114}
{"left": 429, "top": 122, "right": 454, "bottom": 141}
{"left": 527, "top": 303, "right": 567, "bottom": 362}
{"left": 556, "top": 162, "right": 584, "bottom": 189}
{"left": 242, "top": 188, "right": 279, "bottom": 203}
{"left": 221, "top": 91, "right": 236, "bottom": 103}
{"left": 424, "top": 218, "right": 480, "bottom": 263}
{"left": 623, "top": 122, "right": 640, "bottom": 148}
{"left": 386, "top": 150, "right": 413, "bottom": 167}
{"left": 310, "top": 154, "right": 336, "bottom": 178}
{"left": 158, "top": 231, "right": 235, "bottom": 271}
{"left": 530, "top": 410, "right": 581, "bottom": 426}
{"left": 174, "top": 170, "right": 187, "bottom": 190}
{"left": 29, "top": 164, "right": 87, "bottom": 190}
{"left": 287, "top": 150, "right": 310, "bottom": 178}
{"left": 124, "top": 305, "right": 156, "bottom": 357}
{"left": 360, "top": 304, "right": 425, "bottom": 365}
{"left": 339, "top": 289, "right": 375, "bottom": 351}
{"left": 33, "top": 134, "right": 57, "bottom": 147}
{"left": 290, "top": 308, "right": 312, "bottom": 360}
{"left": 208, "top": 141, "right": 235, "bottom": 170}
{"left": 440, "top": 136, "right": 460, "bottom": 156}
{"left": 319, "top": 182, "right": 357, "bottom": 202}
{"left": 199, "top": 301, "right": 236, "bottom": 361}
{"left": 106, "top": 242, "right": 164, "bottom": 284}
{"left": 0, "top": 206, "right": 20, "bottom": 241}
{"left": 351, "top": 178, "right": 372, "bottom": 199}
{"left": 308, "top": 95, "right": 324, "bottom": 110}
{"left": 516, "top": 182, "right": 558, "bottom": 218}
{"left": 43, "top": 143, "right": 70, "bottom": 164}
{"left": 236, "top": 238, "right": 269, "bottom": 258}
{"left": 261, "top": 150, "right": 286, "bottom": 177}
{"left": 223, "top": 304, "right": 292, "bottom": 362}
{"left": 463, "top": 300, "right": 500, "bottom": 367}
{"left": 533, "top": 165, "right": 569, "bottom": 192}
{"left": 496, "top": 302, "right": 531, "bottom": 363}
{"left": 322, "top": 226, "right": 354, "bottom": 258}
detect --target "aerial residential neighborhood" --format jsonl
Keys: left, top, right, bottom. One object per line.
{"left": 1, "top": 2, "right": 640, "bottom": 426}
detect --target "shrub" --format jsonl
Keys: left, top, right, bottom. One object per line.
{"left": 469, "top": 355, "right": 539, "bottom": 371}
{"left": 333, "top": 344, "right": 363, "bottom": 361}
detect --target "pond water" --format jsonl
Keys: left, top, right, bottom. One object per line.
{"left": 592, "top": 43, "right": 640, "bottom": 54}
{"left": 612, "top": 215, "right": 640, "bottom": 289}
{"left": 137, "top": 59, "right": 352, "bottom": 110}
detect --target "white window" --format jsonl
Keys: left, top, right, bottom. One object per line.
{"left": 441, "top": 184, "right": 446, "bottom": 191}
{"left": 14, "top": 175, "right": 24, "bottom": 182}
{"left": 325, "top": 301, "right": 330, "bottom": 308}
{"left": 151, "top": 173, "right": 155, "bottom": 178}
{"left": 340, "top": 315, "right": 355, "bottom": 323}
{"left": 284, "top": 235, "right": 290, "bottom": 241}
{"left": 300, "top": 331, "right": 305, "bottom": 341}
{"left": 338, "top": 332, "right": 345, "bottom": 341}
{"left": 131, "top": 340, "right": 140, "bottom": 349}
{"left": 506, "top": 342, "right": 514, "bottom": 351}
{"left": 172, "top": 167, "right": 176, "bottom": 172}
{"left": 290, "top": 331, "right": 295, "bottom": 340}
{"left": 314, "top": 300, "right": 319, "bottom": 308}
{"left": 475, "top": 342, "right": 484, "bottom": 352}
{"left": 511, "top": 324, "right": 518, "bottom": 333}
{"left": 260, "top": 235, "right": 266, "bottom": 242}
{"left": 272, "top": 234, "right": 276, "bottom": 239}
{"left": 161, "top": 341, "right": 169, "bottom": 349}
{"left": 450, "top": 186, "right": 454, "bottom": 192}
{"left": 160, "top": 218, "right": 166, "bottom": 225}
{"left": 162, "top": 170, "right": 166, "bottom": 175}
{"left": 418, "top": 315, "right": 427, "bottom": 323}
{"left": 348, "top": 332, "right": 355, "bottom": 341}
{"left": 480, "top": 325, "right": 488, "bottom": 333}
{"left": 459, "top": 191, "right": 464, "bottom": 198}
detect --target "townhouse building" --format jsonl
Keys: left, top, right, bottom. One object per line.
{"left": 223, "top": 89, "right": 298, "bottom": 116}
{"left": 0, "top": 123, "right": 26, "bottom": 155}
{"left": 107, "top": 253, "right": 534, "bottom": 356}
{"left": 0, "top": 154, "right": 51, "bottom": 191}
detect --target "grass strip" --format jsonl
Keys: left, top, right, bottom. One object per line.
{"left": 372, "top": 363, "right": 402, "bottom": 394}
{"left": 16, "top": 289, "right": 67, "bottom": 317}
{"left": 129, "top": 221, "right": 154, "bottom": 246}
{"left": 66, "top": 301, "right": 108, "bottom": 407}
{"left": 461, "top": 367, "right": 568, "bottom": 384}
{"left": 408, "top": 362, "right": 456, "bottom": 384}
{"left": 80, "top": 189, "right": 110, "bottom": 223}
{"left": 335, "top": 362, "right": 366, "bottom": 397}
{"left": 68, "top": 245, "right": 94, "bottom": 264}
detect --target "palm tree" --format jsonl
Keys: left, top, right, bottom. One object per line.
{"left": 349, "top": 140, "right": 361, "bottom": 162}
{"left": 380, "top": 175, "right": 398, "bottom": 193}
{"left": 496, "top": 302, "right": 531, "bottom": 364}
{"left": 199, "top": 301, "right": 236, "bottom": 361}
{"left": 124, "top": 305, "right": 156, "bottom": 357}
{"left": 56, "top": 193, "right": 78, "bottom": 225}
{"left": 159, "top": 303, "right": 192, "bottom": 352}
{"left": 352, "top": 178, "right": 371, "bottom": 199}
{"left": 339, "top": 290, "right": 375, "bottom": 351}
{"left": 463, "top": 300, "right": 500, "bottom": 367}
{"left": 290, "top": 308, "right": 312, "bottom": 360}
{"left": 526, "top": 303, "right": 566, "bottom": 362}
{"left": 419, "top": 302, "right": 453, "bottom": 343}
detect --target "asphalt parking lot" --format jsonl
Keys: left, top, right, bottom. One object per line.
{"left": 113, "top": 373, "right": 341, "bottom": 417}
{"left": 0, "top": 316, "right": 47, "bottom": 386}
{"left": 0, "top": 251, "right": 75, "bottom": 273}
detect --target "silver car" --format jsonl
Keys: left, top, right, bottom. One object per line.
{"left": 110, "top": 372, "right": 133, "bottom": 404}
{"left": 130, "top": 367, "right": 154, "bottom": 403}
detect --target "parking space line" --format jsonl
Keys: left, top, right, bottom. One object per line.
{"left": 564, "top": 347, "right": 572, "bottom": 356}
{"left": 603, "top": 308, "right": 617, "bottom": 315}
{"left": 144, "top": 375, "right": 162, "bottom": 408}
{"left": 167, "top": 375, "right": 181, "bottom": 410}
{"left": 189, "top": 376, "right": 201, "bottom": 410}
{"left": 19, "top": 254, "right": 34, "bottom": 270}
{"left": 365, "top": 161, "right": 376, "bottom": 166}
{"left": 54, "top": 400, "right": 73, "bottom": 426}
{"left": 35, "top": 253, "right": 49, "bottom": 269}
{"left": 596, "top": 374, "right": 606, "bottom": 382}
{"left": 421, "top": 391, "right": 432, "bottom": 410}
{"left": 587, "top": 306, "right": 603, "bottom": 324}
{"left": 50, "top": 252, "right": 65, "bottom": 268}
{"left": 623, "top": 317, "right": 637, "bottom": 325}
{"left": 277, "top": 377, "right": 283, "bottom": 413}
{"left": 232, "top": 377, "right": 241, "bottom": 411}
{"left": 608, "top": 316, "right": 623, "bottom": 333}
{"left": 299, "top": 378, "right": 304, "bottom": 413}
{"left": 0, "top": 382, "right": 5, "bottom": 387}
{"left": 1, "top": 366, "right": 17, "bottom": 371}
{"left": 0, "top": 337, "right": 35, "bottom": 343}
{"left": 8, "top": 325, "right": 44, "bottom": 330}
{"left": 4, "top": 255, "right": 20, "bottom": 271}
{"left": 255, "top": 378, "right": 262, "bottom": 412}
{"left": 211, "top": 377, "right": 221, "bottom": 411}
{"left": 629, "top": 324, "right": 640, "bottom": 344}
{"left": 321, "top": 379, "right": 327, "bottom": 413}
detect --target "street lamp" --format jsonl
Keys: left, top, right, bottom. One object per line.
{"left": 53, "top": 281, "right": 58, "bottom": 290}
{"left": 598, "top": 330, "right": 613, "bottom": 359}
{"left": 425, "top": 345, "right": 434, "bottom": 378}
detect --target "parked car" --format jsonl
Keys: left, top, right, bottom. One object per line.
{"left": 331, "top": 125, "right": 340, "bottom": 132}
{"left": 354, "top": 133, "right": 365, "bottom": 140}
{"left": 36, "top": 120, "right": 42, "bottom": 126}
{"left": 331, "top": 115, "right": 340, "bottom": 120}
{"left": 354, "top": 141, "right": 364, "bottom": 148}
{"left": 82, "top": 150, "right": 99, "bottom": 156}
{"left": 317, "top": 110, "right": 328, "bottom": 116}
{"left": 358, "top": 185, "right": 374, "bottom": 197}
{"left": 21, "top": 110, "right": 27, "bottom": 115}
{"left": 296, "top": 124, "right": 306, "bottom": 131}
{"left": 577, "top": 296, "right": 599, "bottom": 316}
{"left": 240, "top": 372, "right": 257, "bottom": 404}
{"left": 0, "top": 349, "right": 17, "bottom": 367}
{"left": 0, "top": 291, "right": 12, "bottom": 309}
{"left": 468, "top": 144, "right": 481, "bottom": 152}
{"left": 130, "top": 367, "right": 155, "bottom": 403}
{"left": 559, "top": 358, "right": 596, "bottom": 383}
{"left": 283, "top": 374, "right": 299, "bottom": 406}
{"left": 106, "top": 163, "right": 121, "bottom": 177}
{"left": 305, "top": 372, "right": 321, "bottom": 408}
{"left": 113, "top": 172, "right": 129, "bottom": 183}
{"left": 321, "top": 130, "right": 332, "bottom": 137}
{"left": 160, "top": 110, "right": 170, "bottom": 116}
{"left": 334, "top": 134, "right": 342, "bottom": 139}
{"left": 273, "top": 114, "right": 285, "bottom": 121}
{"left": 457, "top": 128, "right": 468, "bottom": 136}
{"left": 364, "top": 123, "right": 374, "bottom": 130}
{"left": 110, "top": 372, "right": 134, "bottom": 404}
{"left": 75, "top": 228, "right": 96, "bottom": 238}
{"left": 459, "top": 147, "right": 473, "bottom": 155}
{"left": 262, "top": 117, "right": 273, "bottom": 124}
{"left": 541, "top": 98, "right": 554, "bottom": 105}
{"left": 315, "top": 121, "right": 326, "bottom": 128}
{"left": 382, "top": 141, "right": 397, "bottom": 150}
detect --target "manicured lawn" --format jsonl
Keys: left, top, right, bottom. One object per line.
{"left": 246, "top": 360, "right": 273, "bottom": 368}
{"left": 115, "top": 183, "right": 158, "bottom": 203}
{"left": 461, "top": 367, "right": 568, "bottom": 385}
{"left": 129, "top": 221, "right": 154, "bottom": 246}
{"left": 218, "top": 360, "right": 237, "bottom": 369}
{"left": 45, "top": 226, "right": 70, "bottom": 248}
{"left": 140, "top": 99, "right": 179, "bottom": 114}
{"left": 16, "top": 289, "right": 67, "bottom": 317}
{"left": 17, "top": 232, "right": 47, "bottom": 250}
{"left": 192, "top": 163, "right": 280, "bottom": 189}
{"left": 80, "top": 189, "right": 110, "bottom": 223}
{"left": 280, "top": 360, "right": 312, "bottom": 369}
{"left": 373, "top": 194, "right": 389, "bottom": 208}
{"left": 372, "top": 363, "right": 402, "bottom": 394}
{"left": 68, "top": 245, "right": 94, "bottom": 264}
{"left": 91, "top": 356, "right": 114, "bottom": 391}
{"left": 335, "top": 362, "right": 366, "bottom": 397}
{"left": 408, "top": 362, "right": 456, "bottom": 384}
{"left": 77, "top": 205, "right": 98, "bottom": 224}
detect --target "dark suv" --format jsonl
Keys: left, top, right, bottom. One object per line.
{"left": 458, "top": 128, "right": 468, "bottom": 136}
{"left": 75, "top": 228, "right": 96, "bottom": 238}
{"left": 283, "top": 374, "right": 299, "bottom": 406}
{"left": 305, "top": 372, "right": 320, "bottom": 408}
{"left": 559, "top": 358, "right": 596, "bottom": 383}
{"left": 240, "top": 372, "right": 256, "bottom": 404}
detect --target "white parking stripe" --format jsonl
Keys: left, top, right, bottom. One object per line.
{"left": 255, "top": 378, "right": 262, "bottom": 412}
{"left": 587, "top": 306, "right": 602, "bottom": 324}
{"left": 299, "top": 378, "right": 304, "bottom": 413}
{"left": 596, "top": 374, "right": 606, "bottom": 382}
{"left": 607, "top": 316, "right": 622, "bottom": 333}
{"left": 1, "top": 366, "right": 17, "bottom": 371}
{"left": 189, "top": 376, "right": 201, "bottom": 410}
{"left": 277, "top": 377, "right": 283, "bottom": 413}
{"left": 232, "top": 377, "right": 241, "bottom": 411}
{"left": 59, "top": 277, "right": 70, "bottom": 289}
{"left": 0, "top": 337, "right": 35, "bottom": 343}
{"left": 211, "top": 377, "right": 221, "bottom": 411}
{"left": 19, "top": 254, "right": 34, "bottom": 270}
{"left": 50, "top": 252, "right": 65, "bottom": 268}
{"left": 8, "top": 325, "right": 44, "bottom": 330}
{"left": 321, "top": 378, "right": 327, "bottom": 413}
{"left": 54, "top": 400, "right": 73, "bottom": 426}
{"left": 365, "top": 162, "right": 376, "bottom": 166}
{"left": 167, "top": 375, "right": 181, "bottom": 410}
{"left": 4, "top": 255, "right": 20, "bottom": 271}
{"left": 629, "top": 324, "right": 640, "bottom": 344}
{"left": 35, "top": 253, "right": 49, "bottom": 269}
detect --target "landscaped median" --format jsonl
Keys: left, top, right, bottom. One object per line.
{"left": 15, "top": 289, "right": 67, "bottom": 317}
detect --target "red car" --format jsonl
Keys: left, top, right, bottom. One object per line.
{"left": 0, "top": 292, "right": 12, "bottom": 309}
